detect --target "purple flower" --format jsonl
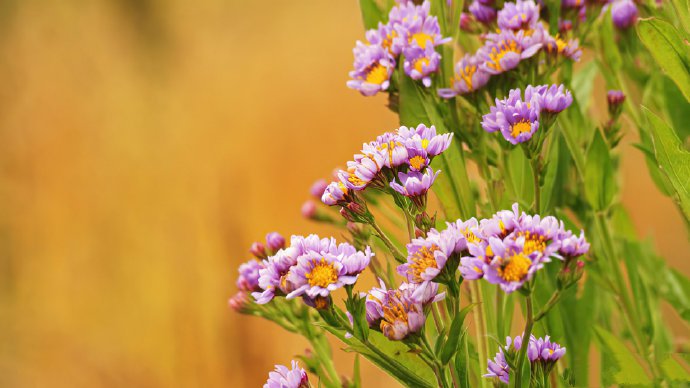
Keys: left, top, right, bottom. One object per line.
{"left": 366, "top": 22, "right": 399, "bottom": 57}
{"left": 237, "top": 259, "right": 263, "bottom": 292}
{"left": 309, "top": 179, "right": 328, "bottom": 198}
{"left": 285, "top": 247, "right": 372, "bottom": 301}
{"left": 403, "top": 45, "right": 442, "bottom": 87}
{"left": 397, "top": 124, "right": 453, "bottom": 157}
{"left": 611, "top": 0, "right": 638, "bottom": 29}
{"left": 438, "top": 55, "right": 491, "bottom": 97}
{"left": 479, "top": 203, "right": 521, "bottom": 238}
{"left": 253, "top": 246, "right": 301, "bottom": 304}
{"left": 228, "top": 291, "right": 251, "bottom": 313}
{"left": 301, "top": 200, "right": 317, "bottom": 219}
{"left": 363, "top": 281, "right": 442, "bottom": 340}
{"left": 530, "top": 335, "right": 566, "bottom": 362}
{"left": 483, "top": 236, "right": 546, "bottom": 293}
{"left": 264, "top": 360, "right": 309, "bottom": 388}
{"left": 321, "top": 181, "right": 349, "bottom": 206}
{"left": 485, "top": 348, "right": 510, "bottom": 384}
{"left": 525, "top": 84, "right": 573, "bottom": 114}
{"left": 562, "top": 0, "right": 585, "bottom": 7}
{"left": 390, "top": 168, "right": 440, "bottom": 209}
{"left": 364, "top": 133, "right": 409, "bottom": 168}
{"left": 514, "top": 212, "right": 565, "bottom": 258}
{"left": 338, "top": 151, "right": 386, "bottom": 191}
{"left": 543, "top": 34, "right": 582, "bottom": 61}
{"left": 347, "top": 42, "right": 395, "bottom": 96}
{"left": 469, "top": 1, "right": 497, "bottom": 23}
{"left": 479, "top": 30, "right": 542, "bottom": 74}
{"left": 497, "top": 0, "right": 541, "bottom": 31}
{"left": 558, "top": 230, "right": 590, "bottom": 258}
{"left": 484, "top": 334, "right": 565, "bottom": 384}
{"left": 482, "top": 88, "right": 541, "bottom": 144}
{"left": 390, "top": 1, "right": 450, "bottom": 55}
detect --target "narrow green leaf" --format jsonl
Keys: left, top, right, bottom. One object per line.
{"left": 660, "top": 355, "right": 690, "bottom": 382}
{"left": 358, "top": 0, "right": 386, "bottom": 30}
{"left": 440, "top": 304, "right": 476, "bottom": 364}
{"left": 638, "top": 18, "right": 690, "bottom": 102}
{"left": 599, "top": 11, "right": 623, "bottom": 73}
{"left": 593, "top": 326, "right": 653, "bottom": 385}
{"left": 585, "top": 130, "right": 616, "bottom": 211}
{"left": 643, "top": 107, "right": 690, "bottom": 221}
{"left": 454, "top": 331, "right": 471, "bottom": 388}
{"left": 506, "top": 146, "right": 534, "bottom": 207}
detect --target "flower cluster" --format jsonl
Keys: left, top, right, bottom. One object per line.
{"left": 455, "top": 203, "right": 588, "bottom": 293}
{"left": 264, "top": 360, "right": 310, "bottom": 388}
{"left": 252, "top": 234, "right": 373, "bottom": 308}
{"left": 363, "top": 280, "right": 444, "bottom": 340}
{"left": 322, "top": 124, "right": 452, "bottom": 216}
{"left": 347, "top": 1, "right": 451, "bottom": 95}
{"left": 440, "top": 0, "right": 582, "bottom": 98}
{"left": 485, "top": 334, "right": 566, "bottom": 384}
{"left": 481, "top": 84, "right": 572, "bottom": 144}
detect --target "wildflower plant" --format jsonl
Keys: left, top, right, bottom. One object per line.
{"left": 233, "top": 0, "right": 690, "bottom": 387}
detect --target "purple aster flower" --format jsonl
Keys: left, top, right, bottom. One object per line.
{"left": 285, "top": 241, "right": 372, "bottom": 301}
{"left": 253, "top": 246, "right": 301, "bottom": 304}
{"left": 403, "top": 45, "right": 442, "bottom": 87}
{"left": 366, "top": 22, "right": 399, "bottom": 57}
{"left": 363, "top": 133, "right": 409, "bottom": 168}
{"left": 438, "top": 54, "right": 492, "bottom": 97}
{"left": 479, "top": 30, "right": 542, "bottom": 74}
{"left": 484, "top": 348, "right": 510, "bottom": 384}
{"left": 525, "top": 84, "right": 573, "bottom": 114}
{"left": 543, "top": 34, "right": 582, "bottom": 61}
{"left": 611, "top": 0, "right": 638, "bottom": 29}
{"left": 479, "top": 203, "right": 521, "bottom": 238}
{"left": 264, "top": 360, "right": 310, "bottom": 388}
{"left": 363, "top": 281, "right": 442, "bottom": 340}
{"left": 390, "top": 1, "right": 450, "bottom": 55}
{"left": 483, "top": 235, "right": 546, "bottom": 293}
{"left": 237, "top": 259, "right": 263, "bottom": 292}
{"left": 398, "top": 124, "right": 453, "bottom": 157}
{"left": 469, "top": 1, "right": 497, "bottom": 23}
{"left": 338, "top": 151, "right": 386, "bottom": 191}
{"left": 514, "top": 212, "right": 565, "bottom": 258}
{"left": 562, "top": 0, "right": 585, "bottom": 7}
{"left": 390, "top": 168, "right": 440, "bottom": 209}
{"left": 482, "top": 88, "right": 541, "bottom": 144}
{"left": 321, "top": 181, "right": 349, "bottom": 206}
{"left": 347, "top": 42, "right": 396, "bottom": 96}
{"left": 497, "top": 0, "right": 541, "bottom": 31}
{"left": 558, "top": 230, "right": 590, "bottom": 258}
{"left": 532, "top": 335, "right": 567, "bottom": 362}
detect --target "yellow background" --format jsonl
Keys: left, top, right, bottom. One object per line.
{"left": 0, "top": 0, "right": 687, "bottom": 386}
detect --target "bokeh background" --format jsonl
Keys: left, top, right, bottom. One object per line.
{"left": 0, "top": 0, "right": 687, "bottom": 387}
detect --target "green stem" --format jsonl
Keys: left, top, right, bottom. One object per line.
{"left": 530, "top": 157, "right": 541, "bottom": 213}
{"left": 496, "top": 290, "right": 505, "bottom": 339}
{"left": 369, "top": 218, "right": 405, "bottom": 263}
{"left": 514, "top": 294, "right": 534, "bottom": 388}
{"left": 469, "top": 282, "right": 489, "bottom": 388}
{"left": 533, "top": 289, "right": 562, "bottom": 322}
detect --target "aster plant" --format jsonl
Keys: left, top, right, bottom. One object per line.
{"left": 232, "top": 0, "right": 690, "bottom": 387}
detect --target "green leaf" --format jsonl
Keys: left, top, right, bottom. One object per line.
{"left": 599, "top": 10, "right": 623, "bottom": 74}
{"left": 506, "top": 146, "right": 534, "bottom": 207}
{"left": 454, "top": 331, "right": 471, "bottom": 388}
{"left": 643, "top": 107, "right": 690, "bottom": 221}
{"left": 638, "top": 18, "right": 690, "bottom": 102}
{"left": 440, "top": 304, "right": 476, "bottom": 364}
{"left": 585, "top": 130, "right": 616, "bottom": 211}
{"left": 660, "top": 355, "right": 690, "bottom": 382}
{"left": 593, "top": 326, "right": 653, "bottom": 386}
{"left": 358, "top": 0, "right": 386, "bottom": 30}
{"left": 570, "top": 61, "right": 598, "bottom": 114}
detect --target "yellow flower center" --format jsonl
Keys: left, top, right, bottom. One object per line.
{"left": 382, "top": 30, "right": 398, "bottom": 54}
{"left": 306, "top": 258, "right": 339, "bottom": 288}
{"left": 421, "top": 138, "right": 430, "bottom": 149}
{"left": 408, "top": 245, "right": 439, "bottom": 282}
{"left": 499, "top": 253, "right": 532, "bottom": 282}
{"left": 410, "top": 32, "right": 433, "bottom": 49}
{"left": 454, "top": 64, "right": 477, "bottom": 91}
{"left": 511, "top": 120, "right": 532, "bottom": 139}
{"left": 486, "top": 40, "right": 520, "bottom": 72}
{"left": 414, "top": 57, "right": 430, "bottom": 73}
{"left": 517, "top": 231, "right": 548, "bottom": 255}
{"left": 365, "top": 63, "right": 388, "bottom": 85}
{"left": 409, "top": 155, "right": 426, "bottom": 170}
{"left": 463, "top": 228, "right": 482, "bottom": 244}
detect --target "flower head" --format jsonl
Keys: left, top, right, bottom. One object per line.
{"left": 264, "top": 360, "right": 310, "bottom": 388}
{"left": 438, "top": 54, "right": 491, "bottom": 97}
{"left": 347, "top": 42, "right": 395, "bottom": 96}
{"left": 390, "top": 168, "right": 440, "bottom": 209}
{"left": 558, "top": 229, "right": 590, "bottom": 258}
{"left": 525, "top": 84, "right": 573, "bottom": 114}
{"left": 497, "top": 0, "right": 541, "bottom": 31}
{"left": 483, "top": 235, "right": 546, "bottom": 293}
{"left": 482, "top": 88, "right": 541, "bottom": 144}
{"left": 403, "top": 45, "right": 442, "bottom": 87}
{"left": 484, "top": 334, "right": 565, "bottom": 384}
{"left": 390, "top": 1, "right": 450, "bottom": 55}
{"left": 398, "top": 124, "right": 453, "bottom": 157}
{"left": 611, "top": 0, "right": 638, "bottom": 29}
{"left": 479, "top": 30, "right": 542, "bottom": 75}
{"left": 237, "top": 259, "right": 263, "bottom": 292}
{"left": 484, "top": 348, "right": 510, "bottom": 384}
{"left": 469, "top": 1, "right": 497, "bottom": 24}
{"left": 543, "top": 34, "right": 582, "bottom": 61}
{"left": 321, "top": 181, "right": 349, "bottom": 206}
{"left": 266, "top": 232, "right": 287, "bottom": 252}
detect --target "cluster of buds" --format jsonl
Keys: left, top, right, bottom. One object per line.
{"left": 604, "top": 90, "right": 626, "bottom": 147}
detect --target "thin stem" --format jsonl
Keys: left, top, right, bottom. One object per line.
{"left": 534, "top": 289, "right": 562, "bottom": 322}
{"left": 469, "top": 282, "right": 489, "bottom": 388}
{"left": 432, "top": 304, "right": 445, "bottom": 333}
{"left": 530, "top": 157, "right": 541, "bottom": 213}
{"left": 514, "top": 294, "right": 534, "bottom": 388}
{"left": 496, "top": 290, "right": 505, "bottom": 339}
{"left": 369, "top": 218, "right": 406, "bottom": 262}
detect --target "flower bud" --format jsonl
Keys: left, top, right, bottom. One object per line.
{"left": 309, "top": 179, "right": 328, "bottom": 198}
{"left": 250, "top": 242, "right": 267, "bottom": 259}
{"left": 228, "top": 292, "right": 250, "bottom": 313}
{"left": 301, "top": 200, "right": 317, "bottom": 219}
{"left": 265, "top": 232, "right": 286, "bottom": 252}
{"left": 611, "top": 0, "right": 638, "bottom": 29}
{"left": 607, "top": 90, "right": 625, "bottom": 118}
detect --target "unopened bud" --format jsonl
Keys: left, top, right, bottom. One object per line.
{"left": 309, "top": 179, "right": 328, "bottom": 198}
{"left": 228, "top": 292, "right": 250, "bottom": 313}
{"left": 250, "top": 242, "right": 267, "bottom": 259}
{"left": 301, "top": 200, "right": 317, "bottom": 219}
{"left": 607, "top": 90, "right": 625, "bottom": 118}
{"left": 265, "top": 232, "right": 286, "bottom": 252}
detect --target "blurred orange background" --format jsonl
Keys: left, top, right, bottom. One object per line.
{"left": 0, "top": 0, "right": 687, "bottom": 387}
